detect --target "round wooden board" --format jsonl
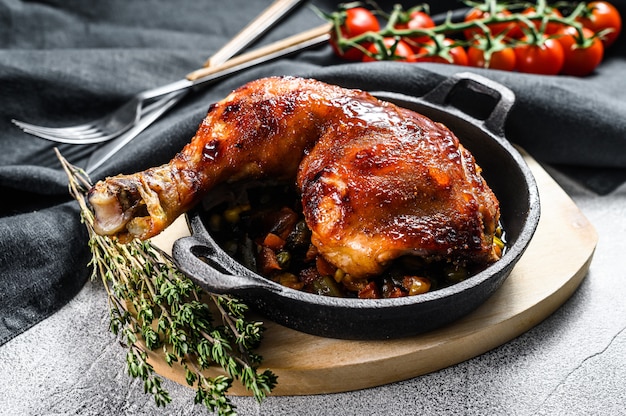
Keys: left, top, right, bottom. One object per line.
{"left": 148, "top": 152, "right": 598, "bottom": 396}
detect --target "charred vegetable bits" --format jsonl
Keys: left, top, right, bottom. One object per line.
{"left": 201, "top": 183, "right": 506, "bottom": 300}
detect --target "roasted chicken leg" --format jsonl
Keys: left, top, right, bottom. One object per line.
{"left": 89, "top": 76, "right": 500, "bottom": 279}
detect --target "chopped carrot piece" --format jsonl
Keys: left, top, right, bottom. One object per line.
{"left": 263, "top": 232, "right": 286, "bottom": 250}
{"left": 358, "top": 281, "right": 381, "bottom": 299}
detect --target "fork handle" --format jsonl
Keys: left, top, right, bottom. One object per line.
{"left": 186, "top": 23, "right": 331, "bottom": 82}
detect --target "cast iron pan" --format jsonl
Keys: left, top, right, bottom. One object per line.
{"left": 172, "top": 72, "right": 541, "bottom": 340}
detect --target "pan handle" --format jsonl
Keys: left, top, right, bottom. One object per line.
{"left": 172, "top": 234, "right": 280, "bottom": 295}
{"left": 422, "top": 71, "right": 515, "bottom": 137}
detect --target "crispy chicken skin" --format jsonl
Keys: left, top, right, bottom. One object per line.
{"left": 89, "top": 76, "right": 500, "bottom": 279}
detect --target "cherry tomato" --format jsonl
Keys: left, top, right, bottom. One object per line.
{"left": 464, "top": 7, "right": 516, "bottom": 40}
{"left": 395, "top": 10, "right": 435, "bottom": 44}
{"left": 577, "top": 1, "right": 622, "bottom": 47}
{"left": 415, "top": 38, "right": 468, "bottom": 66}
{"left": 467, "top": 46, "right": 516, "bottom": 71}
{"left": 514, "top": 35, "right": 564, "bottom": 75}
{"left": 330, "top": 7, "right": 380, "bottom": 61}
{"left": 362, "top": 38, "right": 416, "bottom": 62}
{"left": 557, "top": 26, "right": 604, "bottom": 76}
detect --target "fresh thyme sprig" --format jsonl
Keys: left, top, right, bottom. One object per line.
{"left": 56, "top": 149, "right": 277, "bottom": 416}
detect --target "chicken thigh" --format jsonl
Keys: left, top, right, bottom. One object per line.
{"left": 88, "top": 76, "right": 500, "bottom": 279}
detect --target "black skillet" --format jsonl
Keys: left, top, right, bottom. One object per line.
{"left": 172, "top": 72, "right": 541, "bottom": 340}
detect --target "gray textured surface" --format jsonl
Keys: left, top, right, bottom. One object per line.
{"left": 2, "top": 168, "right": 625, "bottom": 416}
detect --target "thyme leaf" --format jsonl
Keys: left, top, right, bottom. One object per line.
{"left": 56, "top": 149, "right": 277, "bottom": 415}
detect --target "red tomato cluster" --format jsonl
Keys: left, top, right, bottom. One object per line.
{"left": 328, "top": 1, "right": 622, "bottom": 77}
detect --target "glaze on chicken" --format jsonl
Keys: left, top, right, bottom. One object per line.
{"left": 89, "top": 76, "right": 500, "bottom": 279}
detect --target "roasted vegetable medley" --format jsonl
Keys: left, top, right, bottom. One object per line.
{"left": 201, "top": 183, "right": 506, "bottom": 299}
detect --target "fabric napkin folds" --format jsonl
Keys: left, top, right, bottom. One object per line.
{"left": 1, "top": 0, "right": 625, "bottom": 344}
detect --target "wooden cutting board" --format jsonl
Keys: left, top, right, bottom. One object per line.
{"left": 148, "top": 152, "right": 598, "bottom": 396}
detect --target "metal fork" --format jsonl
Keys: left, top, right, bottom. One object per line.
{"left": 11, "top": 0, "right": 304, "bottom": 144}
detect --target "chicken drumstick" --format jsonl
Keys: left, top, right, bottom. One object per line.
{"left": 88, "top": 76, "right": 500, "bottom": 279}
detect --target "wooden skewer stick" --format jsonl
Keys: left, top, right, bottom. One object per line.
{"left": 186, "top": 23, "right": 332, "bottom": 82}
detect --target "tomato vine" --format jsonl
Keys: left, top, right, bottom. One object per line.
{"left": 319, "top": 0, "right": 622, "bottom": 76}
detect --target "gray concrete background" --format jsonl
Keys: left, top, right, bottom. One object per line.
{"left": 2, "top": 167, "right": 625, "bottom": 416}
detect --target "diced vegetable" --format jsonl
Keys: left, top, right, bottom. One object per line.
{"left": 403, "top": 276, "right": 432, "bottom": 296}
{"left": 309, "top": 275, "right": 344, "bottom": 297}
{"left": 202, "top": 183, "right": 506, "bottom": 299}
{"left": 358, "top": 281, "right": 381, "bottom": 299}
